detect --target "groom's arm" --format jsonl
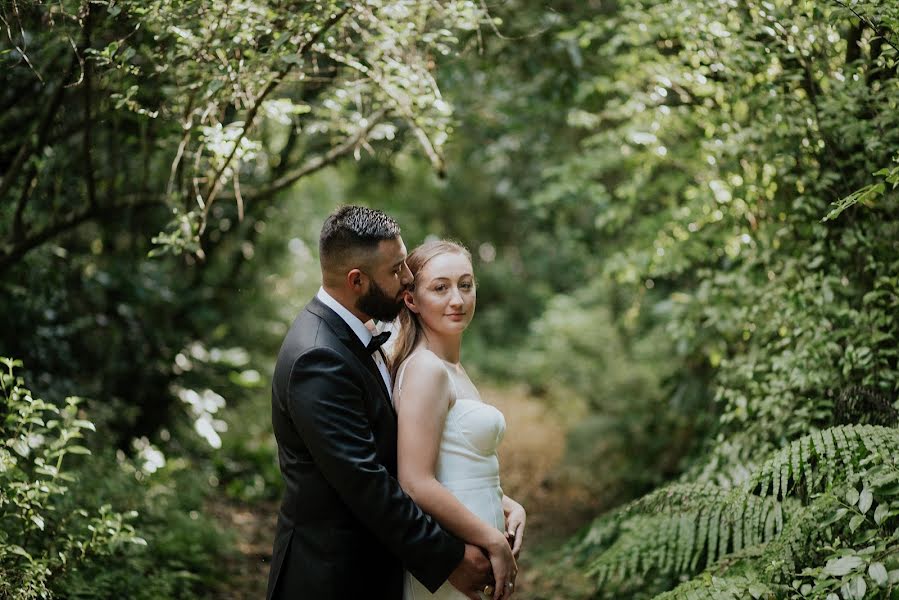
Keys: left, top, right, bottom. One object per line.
{"left": 286, "top": 347, "right": 465, "bottom": 592}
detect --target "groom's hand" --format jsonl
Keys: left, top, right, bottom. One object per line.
{"left": 448, "top": 543, "right": 493, "bottom": 600}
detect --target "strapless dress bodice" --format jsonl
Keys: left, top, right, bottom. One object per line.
{"left": 435, "top": 397, "right": 505, "bottom": 489}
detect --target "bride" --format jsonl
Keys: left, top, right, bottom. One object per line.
{"left": 389, "top": 240, "right": 526, "bottom": 600}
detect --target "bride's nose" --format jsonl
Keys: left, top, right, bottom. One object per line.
{"left": 448, "top": 286, "right": 464, "bottom": 307}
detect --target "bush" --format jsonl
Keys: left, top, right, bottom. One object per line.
{"left": 0, "top": 358, "right": 144, "bottom": 599}
{"left": 1, "top": 358, "right": 235, "bottom": 599}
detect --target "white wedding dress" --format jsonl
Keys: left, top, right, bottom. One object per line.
{"left": 394, "top": 352, "right": 507, "bottom": 600}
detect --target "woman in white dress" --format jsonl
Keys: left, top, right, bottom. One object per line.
{"left": 389, "top": 240, "right": 526, "bottom": 600}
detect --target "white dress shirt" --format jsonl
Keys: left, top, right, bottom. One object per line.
{"left": 316, "top": 287, "right": 392, "bottom": 399}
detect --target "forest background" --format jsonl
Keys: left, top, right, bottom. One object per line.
{"left": 1, "top": 1, "right": 898, "bottom": 598}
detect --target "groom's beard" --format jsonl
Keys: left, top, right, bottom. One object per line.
{"left": 357, "top": 279, "right": 403, "bottom": 322}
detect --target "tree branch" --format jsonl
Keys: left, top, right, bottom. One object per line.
{"left": 0, "top": 0, "right": 43, "bottom": 82}
{"left": 0, "top": 52, "right": 76, "bottom": 203}
{"left": 219, "top": 107, "right": 388, "bottom": 204}
{"left": 0, "top": 199, "right": 165, "bottom": 274}
{"left": 832, "top": 0, "right": 899, "bottom": 55}
{"left": 326, "top": 50, "right": 447, "bottom": 176}
{"left": 200, "top": 5, "right": 353, "bottom": 229}
{"left": 82, "top": 3, "right": 96, "bottom": 208}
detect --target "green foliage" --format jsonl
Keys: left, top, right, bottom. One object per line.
{"left": 0, "top": 0, "right": 488, "bottom": 439}
{"left": 3, "top": 0, "right": 899, "bottom": 596}
{"left": 2, "top": 2, "right": 494, "bottom": 590}
{"left": 0, "top": 358, "right": 235, "bottom": 598}
{"left": 576, "top": 426, "right": 899, "bottom": 599}
{"left": 512, "top": 279, "right": 704, "bottom": 505}
{"left": 506, "top": 0, "right": 899, "bottom": 595}
{"left": 0, "top": 358, "right": 145, "bottom": 599}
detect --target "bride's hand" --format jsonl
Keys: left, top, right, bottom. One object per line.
{"left": 485, "top": 531, "right": 518, "bottom": 600}
{"left": 502, "top": 498, "right": 526, "bottom": 558}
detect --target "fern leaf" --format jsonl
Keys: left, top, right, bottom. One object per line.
{"left": 790, "top": 436, "right": 802, "bottom": 493}
{"left": 677, "top": 513, "right": 694, "bottom": 573}
{"left": 732, "top": 497, "right": 745, "bottom": 553}
{"left": 832, "top": 426, "right": 854, "bottom": 480}
{"left": 821, "top": 428, "right": 837, "bottom": 488}
{"left": 707, "top": 504, "right": 720, "bottom": 567}
{"left": 800, "top": 435, "right": 814, "bottom": 497}
{"left": 691, "top": 503, "right": 710, "bottom": 571}
{"left": 584, "top": 427, "right": 898, "bottom": 597}
{"left": 717, "top": 508, "right": 731, "bottom": 562}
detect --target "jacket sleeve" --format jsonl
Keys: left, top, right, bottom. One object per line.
{"left": 286, "top": 346, "right": 465, "bottom": 592}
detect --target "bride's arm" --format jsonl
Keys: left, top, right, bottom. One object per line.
{"left": 396, "top": 353, "right": 515, "bottom": 599}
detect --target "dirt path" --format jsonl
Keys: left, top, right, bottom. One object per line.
{"left": 207, "top": 497, "right": 278, "bottom": 599}
{"left": 210, "top": 384, "right": 599, "bottom": 598}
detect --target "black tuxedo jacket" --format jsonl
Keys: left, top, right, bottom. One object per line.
{"left": 266, "top": 296, "right": 464, "bottom": 599}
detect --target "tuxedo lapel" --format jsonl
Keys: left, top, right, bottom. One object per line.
{"left": 305, "top": 297, "right": 395, "bottom": 413}
{"left": 356, "top": 347, "right": 394, "bottom": 407}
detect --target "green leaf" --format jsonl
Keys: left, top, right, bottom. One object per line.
{"left": 30, "top": 514, "right": 45, "bottom": 530}
{"left": 841, "top": 574, "right": 866, "bottom": 600}
{"left": 849, "top": 514, "right": 866, "bottom": 532}
{"left": 858, "top": 489, "right": 873, "bottom": 513}
{"left": 65, "top": 445, "right": 91, "bottom": 455}
{"left": 10, "top": 439, "right": 29, "bottom": 457}
{"left": 7, "top": 545, "right": 32, "bottom": 561}
{"left": 281, "top": 54, "right": 304, "bottom": 65}
{"left": 868, "top": 562, "right": 888, "bottom": 587}
{"left": 873, "top": 503, "right": 889, "bottom": 525}
{"left": 206, "top": 79, "right": 224, "bottom": 96}
{"left": 846, "top": 487, "right": 860, "bottom": 506}
{"left": 820, "top": 507, "right": 848, "bottom": 527}
{"left": 71, "top": 420, "right": 96, "bottom": 432}
{"left": 823, "top": 556, "right": 864, "bottom": 577}
{"left": 822, "top": 182, "right": 885, "bottom": 222}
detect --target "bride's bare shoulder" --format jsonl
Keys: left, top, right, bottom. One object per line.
{"left": 400, "top": 348, "right": 445, "bottom": 372}
{"left": 396, "top": 349, "right": 450, "bottom": 395}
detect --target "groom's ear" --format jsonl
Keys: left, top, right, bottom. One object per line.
{"left": 347, "top": 268, "right": 365, "bottom": 293}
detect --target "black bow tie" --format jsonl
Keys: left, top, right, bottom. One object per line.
{"left": 366, "top": 331, "right": 391, "bottom": 354}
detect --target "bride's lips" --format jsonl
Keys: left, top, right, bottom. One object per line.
{"left": 447, "top": 313, "right": 466, "bottom": 321}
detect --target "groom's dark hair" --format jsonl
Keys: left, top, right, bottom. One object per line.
{"left": 319, "top": 205, "right": 401, "bottom": 277}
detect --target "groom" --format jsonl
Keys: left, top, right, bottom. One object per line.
{"left": 267, "top": 206, "right": 492, "bottom": 599}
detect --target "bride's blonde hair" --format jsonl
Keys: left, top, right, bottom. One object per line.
{"left": 389, "top": 239, "right": 473, "bottom": 381}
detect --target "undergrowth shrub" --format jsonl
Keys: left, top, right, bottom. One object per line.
{"left": 561, "top": 426, "right": 899, "bottom": 599}
{"left": 1, "top": 358, "right": 234, "bottom": 599}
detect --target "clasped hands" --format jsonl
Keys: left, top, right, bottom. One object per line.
{"left": 449, "top": 502, "right": 526, "bottom": 600}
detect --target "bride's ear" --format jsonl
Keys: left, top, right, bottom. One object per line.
{"left": 403, "top": 290, "right": 419, "bottom": 313}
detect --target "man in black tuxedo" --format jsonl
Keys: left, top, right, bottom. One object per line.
{"left": 267, "top": 206, "right": 492, "bottom": 599}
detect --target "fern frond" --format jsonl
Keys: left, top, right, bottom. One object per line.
{"left": 748, "top": 425, "right": 899, "bottom": 499}
{"left": 587, "top": 485, "right": 781, "bottom": 585}
{"left": 759, "top": 495, "right": 836, "bottom": 580}
{"left": 585, "top": 425, "right": 899, "bottom": 592}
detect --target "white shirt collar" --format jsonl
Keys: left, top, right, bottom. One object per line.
{"left": 316, "top": 287, "right": 373, "bottom": 347}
